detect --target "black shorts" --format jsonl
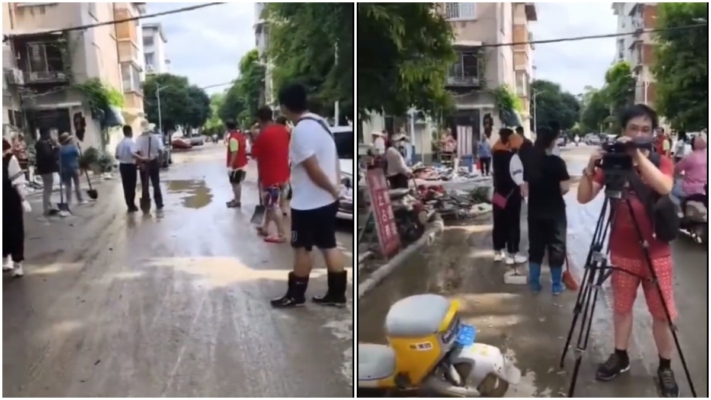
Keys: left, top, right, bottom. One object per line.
{"left": 228, "top": 170, "right": 246, "bottom": 184}
{"left": 291, "top": 202, "right": 338, "bottom": 251}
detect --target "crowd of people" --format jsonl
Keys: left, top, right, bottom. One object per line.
{"left": 487, "top": 104, "right": 707, "bottom": 397}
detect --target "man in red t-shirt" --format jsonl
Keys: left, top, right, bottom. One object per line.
{"left": 251, "top": 106, "right": 291, "bottom": 243}
{"left": 577, "top": 104, "right": 679, "bottom": 396}
{"left": 225, "top": 121, "right": 247, "bottom": 208}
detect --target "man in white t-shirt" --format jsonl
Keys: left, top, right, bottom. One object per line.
{"left": 270, "top": 83, "right": 346, "bottom": 309}
{"left": 135, "top": 121, "right": 165, "bottom": 210}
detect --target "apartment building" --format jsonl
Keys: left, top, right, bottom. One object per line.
{"left": 143, "top": 23, "right": 169, "bottom": 75}
{"left": 254, "top": 2, "right": 274, "bottom": 107}
{"left": 612, "top": 2, "right": 657, "bottom": 106}
{"left": 443, "top": 2, "right": 536, "bottom": 147}
{"left": 3, "top": 2, "right": 146, "bottom": 151}
{"left": 115, "top": 3, "right": 146, "bottom": 137}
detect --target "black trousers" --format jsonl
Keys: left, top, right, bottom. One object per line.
{"left": 387, "top": 174, "right": 409, "bottom": 189}
{"left": 3, "top": 202, "right": 25, "bottom": 262}
{"left": 492, "top": 191, "right": 522, "bottom": 253}
{"left": 480, "top": 157, "right": 491, "bottom": 175}
{"left": 140, "top": 160, "right": 163, "bottom": 208}
{"left": 119, "top": 163, "right": 138, "bottom": 208}
{"left": 528, "top": 215, "right": 567, "bottom": 266}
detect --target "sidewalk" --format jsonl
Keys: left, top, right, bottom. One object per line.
{"left": 358, "top": 206, "right": 661, "bottom": 397}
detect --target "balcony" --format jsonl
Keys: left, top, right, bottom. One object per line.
{"left": 124, "top": 92, "right": 143, "bottom": 111}
{"left": 11, "top": 33, "right": 70, "bottom": 86}
{"left": 115, "top": 8, "right": 138, "bottom": 45}
{"left": 446, "top": 51, "right": 481, "bottom": 88}
{"left": 121, "top": 63, "right": 142, "bottom": 95}
{"left": 118, "top": 41, "right": 141, "bottom": 68}
{"left": 25, "top": 70, "right": 68, "bottom": 84}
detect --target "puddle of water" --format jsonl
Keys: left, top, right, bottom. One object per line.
{"left": 165, "top": 179, "right": 213, "bottom": 209}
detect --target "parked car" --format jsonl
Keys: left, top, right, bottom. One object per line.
{"left": 188, "top": 134, "right": 204, "bottom": 146}
{"left": 172, "top": 136, "right": 192, "bottom": 150}
{"left": 332, "top": 125, "right": 354, "bottom": 221}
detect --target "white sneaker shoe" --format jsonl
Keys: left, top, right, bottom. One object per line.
{"left": 12, "top": 262, "right": 23, "bottom": 277}
{"left": 493, "top": 250, "right": 506, "bottom": 262}
{"left": 2, "top": 257, "right": 12, "bottom": 271}
{"left": 505, "top": 254, "right": 528, "bottom": 265}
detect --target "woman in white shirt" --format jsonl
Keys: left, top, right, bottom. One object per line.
{"left": 673, "top": 130, "right": 691, "bottom": 163}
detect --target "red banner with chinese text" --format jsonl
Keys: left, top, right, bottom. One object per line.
{"left": 366, "top": 168, "right": 401, "bottom": 257}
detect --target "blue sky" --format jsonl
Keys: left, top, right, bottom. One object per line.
{"left": 147, "top": 2, "right": 618, "bottom": 96}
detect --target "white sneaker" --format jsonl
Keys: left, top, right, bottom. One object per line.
{"left": 505, "top": 254, "right": 528, "bottom": 265}
{"left": 2, "top": 257, "right": 12, "bottom": 271}
{"left": 12, "top": 262, "right": 23, "bottom": 277}
{"left": 493, "top": 250, "right": 506, "bottom": 262}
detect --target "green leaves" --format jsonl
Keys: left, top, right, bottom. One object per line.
{"left": 217, "top": 49, "right": 265, "bottom": 128}
{"left": 358, "top": 3, "right": 456, "bottom": 118}
{"left": 530, "top": 80, "right": 581, "bottom": 131}
{"left": 652, "top": 2, "right": 708, "bottom": 130}
{"left": 143, "top": 73, "right": 211, "bottom": 132}
{"left": 267, "top": 3, "right": 353, "bottom": 120}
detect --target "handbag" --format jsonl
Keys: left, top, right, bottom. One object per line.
{"left": 492, "top": 189, "right": 514, "bottom": 209}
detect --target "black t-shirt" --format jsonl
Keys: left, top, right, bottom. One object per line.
{"left": 34, "top": 139, "right": 59, "bottom": 174}
{"left": 527, "top": 154, "right": 569, "bottom": 219}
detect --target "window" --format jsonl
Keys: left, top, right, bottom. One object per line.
{"left": 444, "top": 3, "right": 476, "bottom": 20}
{"left": 516, "top": 71, "right": 527, "bottom": 96}
{"left": 500, "top": 4, "right": 505, "bottom": 34}
{"left": 144, "top": 52, "right": 155, "bottom": 67}
{"left": 121, "top": 63, "right": 141, "bottom": 93}
{"left": 26, "top": 42, "right": 64, "bottom": 73}
{"left": 449, "top": 51, "right": 479, "bottom": 79}
{"left": 333, "top": 129, "right": 354, "bottom": 160}
{"left": 143, "top": 35, "right": 154, "bottom": 47}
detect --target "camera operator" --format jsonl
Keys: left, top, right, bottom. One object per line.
{"left": 577, "top": 105, "right": 678, "bottom": 396}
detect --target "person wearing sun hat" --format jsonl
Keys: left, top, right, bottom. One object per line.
{"left": 135, "top": 119, "right": 165, "bottom": 210}
{"left": 58, "top": 132, "right": 85, "bottom": 205}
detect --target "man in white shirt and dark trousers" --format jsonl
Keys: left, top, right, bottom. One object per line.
{"left": 270, "top": 83, "right": 347, "bottom": 309}
{"left": 135, "top": 121, "right": 165, "bottom": 211}
{"left": 115, "top": 125, "right": 140, "bottom": 212}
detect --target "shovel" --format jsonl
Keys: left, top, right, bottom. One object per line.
{"left": 139, "top": 166, "right": 151, "bottom": 212}
{"left": 250, "top": 178, "right": 265, "bottom": 224}
{"left": 563, "top": 253, "right": 579, "bottom": 291}
{"left": 77, "top": 145, "right": 98, "bottom": 200}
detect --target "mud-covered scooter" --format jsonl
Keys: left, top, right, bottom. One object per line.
{"left": 680, "top": 191, "right": 707, "bottom": 244}
{"left": 358, "top": 294, "right": 519, "bottom": 397}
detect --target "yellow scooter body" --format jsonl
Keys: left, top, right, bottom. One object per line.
{"left": 369, "top": 294, "right": 461, "bottom": 389}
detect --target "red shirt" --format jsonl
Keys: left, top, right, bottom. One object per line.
{"left": 226, "top": 130, "right": 247, "bottom": 169}
{"left": 593, "top": 155, "right": 674, "bottom": 261}
{"left": 252, "top": 124, "right": 290, "bottom": 187}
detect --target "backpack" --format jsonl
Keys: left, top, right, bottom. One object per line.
{"left": 626, "top": 153, "right": 679, "bottom": 242}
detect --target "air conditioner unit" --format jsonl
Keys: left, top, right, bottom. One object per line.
{"left": 146, "top": 65, "right": 154, "bottom": 73}
{"left": 5, "top": 68, "right": 24, "bottom": 85}
{"left": 29, "top": 72, "right": 39, "bottom": 81}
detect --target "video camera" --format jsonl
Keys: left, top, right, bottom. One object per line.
{"left": 598, "top": 137, "right": 653, "bottom": 192}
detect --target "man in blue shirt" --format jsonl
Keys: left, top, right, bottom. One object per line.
{"left": 58, "top": 132, "right": 84, "bottom": 205}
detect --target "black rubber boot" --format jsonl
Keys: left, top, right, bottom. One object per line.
{"left": 271, "top": 272, "right": 308, "bottom": 308}
{"left": 312, "top": 270, "right": 347, "bottom": 308}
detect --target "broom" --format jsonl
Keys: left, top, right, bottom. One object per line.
{"left": 562, "top": 253, "right": 579, "bottom": 291}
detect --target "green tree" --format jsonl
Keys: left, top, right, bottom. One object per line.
{"left": 267, "top": 3, "right": 353, "bottom": 120}
{"left": 218, "top": 83, "right": 245, "bottom": 125}
{"left": 144, "top": 73, "right": 191, "bottom": 132}
{"left": 357, "top": 3, "right": 456, "bottom": 117}
{"left": 185, "top": 85, "right": 211, "bottom": 129}
{"left": 530, "top": 79, "right": 580, "bottom": 130}
{"left": 602, "top": 61, "right": 636, "bottom": 122}
{"left": 652, "top": 2, "right": 708, "bottom": 130}
{"left": 204, "top": 93, "right": 225, "bottom": 130}
{"left": 580, "top": 89, "right": 610, "bottom": 133}
{"left": 235, "top": 49, "right": 266, "bottom": 125}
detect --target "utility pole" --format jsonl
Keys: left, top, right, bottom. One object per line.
{"left": 334, "top": 41, "right": 339, "bottom": 126}
{"left": 156, "top": 84, "right": 168, "bottom": 136}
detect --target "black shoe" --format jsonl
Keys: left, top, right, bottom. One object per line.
{"left": 657, "top": 366, "right": 679, "bottom": 397}
{"left": 271, "top": 272, "right": 308, "bottom": 308}
{"left": 312, "top": 270, "right": 347, "bottom": 308}
{"left": 128, "top": 206, "right": 139, "bottom": 213}
{"left": 596, "top": 352, "right": 631, "bottom": 381}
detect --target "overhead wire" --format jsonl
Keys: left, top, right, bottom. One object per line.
{"left": 2, "top": 2, "right": 224, "bottom": 42}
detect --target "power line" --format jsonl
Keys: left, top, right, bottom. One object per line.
{"left": 477, "top": 23, "right": 707, "bottom": 49}
{"left": 3, "top": 3, "right": 224, "bottom": 42}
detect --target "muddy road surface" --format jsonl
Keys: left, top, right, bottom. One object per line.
{"left": 359, "top": 145, "right": 707, "bottom": 397}
{"left": 5, "top": 146, "right": 353, "bottom": 397}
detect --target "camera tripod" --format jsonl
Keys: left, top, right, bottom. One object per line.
{"left": 559, "top": 187, "right": 696, "bottom": 397}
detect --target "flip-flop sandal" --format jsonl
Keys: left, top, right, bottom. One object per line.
{"left": 256, "top": 227, "right": 268, "bottom": 237}
{"left": 264, "top": 236, "right": 286, "bottom": 244}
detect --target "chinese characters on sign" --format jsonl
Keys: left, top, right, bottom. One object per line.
{"left": 366, "top": 168, "right": 401, "bottom": 257}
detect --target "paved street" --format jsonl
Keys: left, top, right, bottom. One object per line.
{"left": 359, "top": 144, "right": 707, "bottom": 397}
{"left": 4, "top": 145, "right": 353, "bottom": 397}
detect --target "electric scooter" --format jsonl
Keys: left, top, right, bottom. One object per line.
{"left": 358, "top": 294, "right": 520, "bottom": 397}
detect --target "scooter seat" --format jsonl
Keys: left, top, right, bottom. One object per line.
{"left": 386, "top": 294, "right": 451, "bottom": 337}
{"left": 358, "top": 344, "right": 396, "bottom": 381}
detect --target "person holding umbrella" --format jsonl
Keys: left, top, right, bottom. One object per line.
{"left": 3, "top": 136, "right": 32, "bottom": 277}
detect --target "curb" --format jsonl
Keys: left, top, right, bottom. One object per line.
{"left": 358, "top": 214, "right": 444, "bottom": 300}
